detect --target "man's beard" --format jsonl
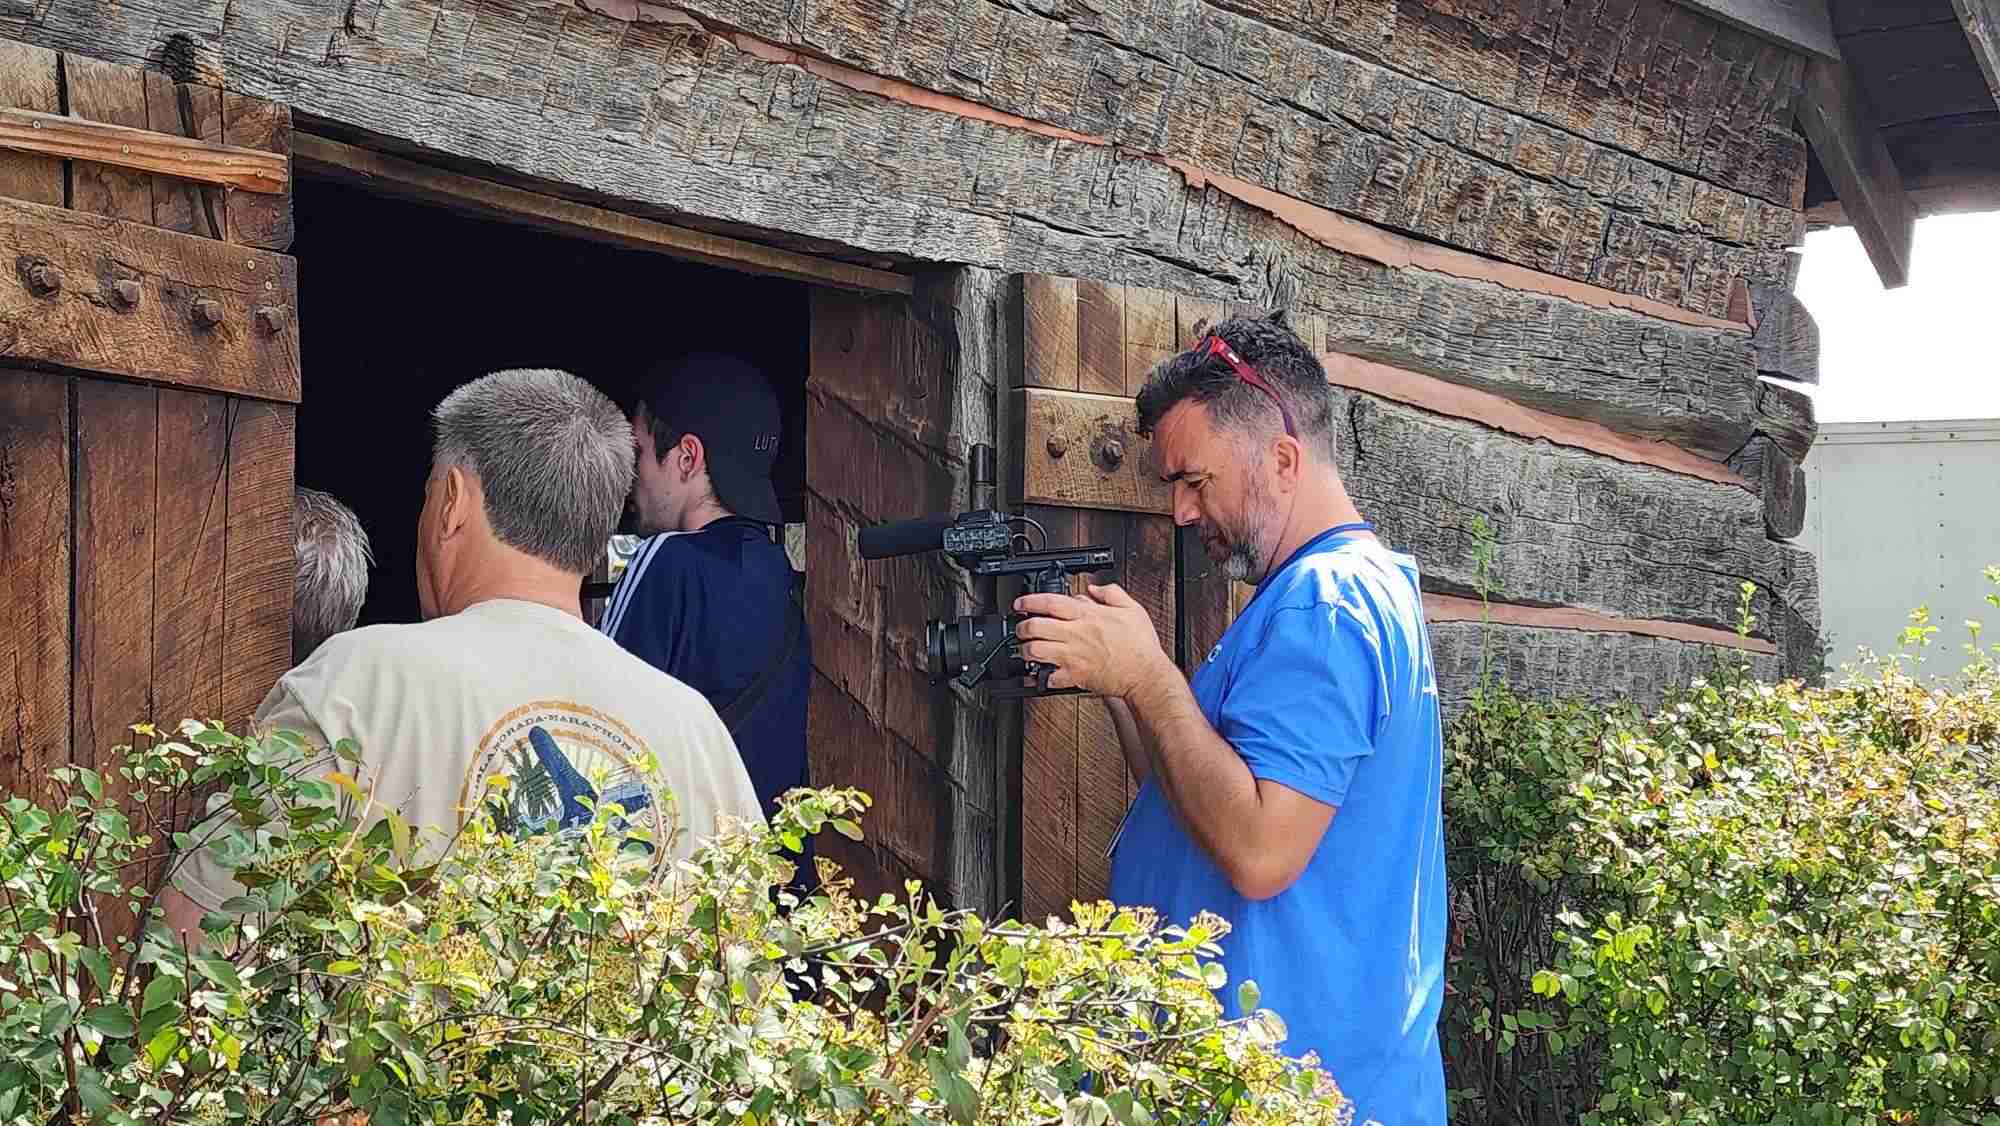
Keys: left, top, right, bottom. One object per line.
{"left": 1201, "top": 473, "right": 1274, "bottom": 583}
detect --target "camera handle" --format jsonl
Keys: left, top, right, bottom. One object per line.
{"left": 989, "top": 564, "right": 1089, "bottom": 700}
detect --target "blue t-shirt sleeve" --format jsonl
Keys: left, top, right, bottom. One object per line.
{"left": 1215, "top": 599, "right": 1386, "bottom": 809}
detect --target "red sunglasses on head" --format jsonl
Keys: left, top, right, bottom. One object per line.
{"left": 1196, "top": 334, "right": 1297, "bottom": 440}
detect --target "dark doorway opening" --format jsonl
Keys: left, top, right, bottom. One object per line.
{"left": 290, "top": 175, "right": 810, "bottom": 629}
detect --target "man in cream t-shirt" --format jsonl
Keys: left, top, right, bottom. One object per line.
{"left": 166, "top": 369, "right": 764, "bottom": 927}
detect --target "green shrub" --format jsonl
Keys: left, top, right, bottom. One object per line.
{"left": 1442, "top": 678, "right": 1635, "bottom": 1123}
{"left": 1444, "top": 569, "right": 2000, "bottom": 1125}
{"left": 0, "top": 722, "right": 1352, "bottom": 1125}
{"left": 1541, "top": 649, "right": 2000, "bottom": 1124}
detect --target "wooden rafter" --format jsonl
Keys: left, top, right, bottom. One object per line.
{"left": 1796, "top": 57, "right": 1917, "bottom": 289}
{"left": 0, "top": 106, "right": 288, "bottom": 193}
{"left": 1952, "top": 0, "right": 2000, "bottom": 108}
{"left": 292, "top": 134, "right": 913, "bottom": 296}
{"left": 1667, "top": 0, "right": 1840, "bottom": 59}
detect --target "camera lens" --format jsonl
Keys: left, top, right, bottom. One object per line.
{"left": 926, "top": 613, "right": 1016, "bottom": 686}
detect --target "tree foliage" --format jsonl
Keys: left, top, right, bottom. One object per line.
{"left": 0, "top": 722, "right": 1351, "bottom": 1125}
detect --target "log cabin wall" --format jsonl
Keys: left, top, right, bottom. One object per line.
{"left": 0, "top": 44, "right": 298, "bottom": 834}
{"left": 5, "top": 1, "right": 1825, "bottom": 912}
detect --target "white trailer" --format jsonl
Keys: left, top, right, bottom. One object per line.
{"left": 1802, "top": 417, "right": 2000, "bottom": 680}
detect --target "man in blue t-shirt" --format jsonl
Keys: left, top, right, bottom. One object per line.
{"left": 1014, "top": 314, "right": 1447, "bottom": 1124}
{"left": 600, "top": 352, "right": 811, "bottom": 877}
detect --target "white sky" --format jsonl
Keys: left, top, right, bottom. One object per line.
{"left": 1793, "top": 210, "right": 2000, "bottom": 423}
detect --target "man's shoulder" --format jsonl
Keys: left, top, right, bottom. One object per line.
{"left": 1283, "top": 539, "right": 1420, "bottom": 613}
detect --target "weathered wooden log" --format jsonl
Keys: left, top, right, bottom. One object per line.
{"left": 1755, "top": 378, "right": 1819, "bottom": 462}
{"left": 1334, "top": 389, "right": 1777, "bottom": 634}
{"left": 13, "top": 0, "right": 1798, "bottom": 320}
{"left": 1769, "top": 542, "right": 1825, "bottom": 682}
{"left": 1429, "top": 620, "right": 1784, "bottom": 717}
{"left": 1749, "top": 283, "right": 1821, "bottom": 383}
{"left": 1179, "top": 0, "right": 1811, "bottom": 209}
{"left": 1727, "top": 435, "right": 1808, "bottom": 539}
{"left": 683, "top": 0, "right": 1804, "bottom": 308}
{"left": 1310, "top": 256, "right": 1761, "bottom": 460}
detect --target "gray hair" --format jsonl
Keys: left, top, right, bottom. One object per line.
{"left": 430, "top": 368, "right": 634, "bottom": 575}
{"left": 293, "top": 487, "right": 372, "bottom": 665}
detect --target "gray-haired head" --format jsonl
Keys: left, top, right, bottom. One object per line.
{"left": 429, "top": 368, "right": 634, "bottom": 575}
{"left": 293, "top": 486, "right": 372, "bottom": 665}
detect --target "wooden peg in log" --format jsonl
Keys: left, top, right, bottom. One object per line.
{"left": 1755, "top": 380, "right": 1818, "bottom": 464}
{"left": 1749, "top": 284, "right": 1819, "bottom": 384}
{"left": 1728, "top": 435, "right": 1807, "bottom": 540}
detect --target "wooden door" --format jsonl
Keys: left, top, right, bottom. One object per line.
{"left": 1005, "top": 275, "right": 1278, "bottom": 921}
{"left": 0, "top": 41, "right": 298, "bottom": 854}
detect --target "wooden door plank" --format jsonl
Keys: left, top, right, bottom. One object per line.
{"left": 1122, "top": 509, "right": 1177, "bottom": 812}
{"left": 72, "top": 379, "right": 157, "bottom": 769}
{"left": 153, "top": 390, "right": 230, "bottom": 729}
{"left": 1180, "top": 523, "right": 1238, "bottom": 678}
{"left": 221, "top": 399, "right": 295, "bottom": 733}
{"left": 0, "top": 195, "right": 302, "bottom": 402}
{"left": 1175, "top": 295, "right": 1225, "bottom": 351}
{"left": 1019, "top": 275, "right": 1079, "bottom": 390}
{"left": 144, "top": 73, "right": 227, "bottom": 239}
{"left": 1072, "top": 509, "right": 1128, "bottom": 905}
{"left": 1076, "top": 279, "right": 1126, "bottom": 397}
{"left": 0, "top": 43, "right": 62, "bottom": 206}
{"left": 0, "top": 370, "right": 71, "bottom": 799}
{"left": 1797, "top": 57, "right": 1916, "bottom": 289}
{"left": 1020, "top": 503, "right": 1078, "bottom": 922}
{"left": 222, "top": 92, "right": 294, "bottom": 251}
{"left": 63, "top": 54, "right": 152, "bottom": 223}
{"left": 1124, "top": 286, "right": 1178, "bottom": 396}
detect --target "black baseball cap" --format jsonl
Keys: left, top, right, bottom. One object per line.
{"left": 634, "top": 352, "right": 784, "bottom": 526}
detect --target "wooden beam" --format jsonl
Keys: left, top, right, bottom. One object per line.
{"left": 1952, "top": 0, "right": 2000, "bottom": 109}
{"left": 1668, "top": 0, "right": 1840, "bottom": 59}
{"left": 1797, "top": 57, "right": 1917, "bottom": 289}
{"left": 1015, "top": 387, "right": 1163, "bottom": 514}
{"left": 0, "top": 105, "right": 287, "bottom": 194}
{"left": 292, "top": 133, "right": 912, "bottom": 296}
{"left": 1806, "top": 178, "right": 2000, "bottom": 228}
{"left": 1424, "top": 594, "right": 1779, "bottom": 655}
{"left": 0, "top": 194, "right": 300, "bottom": 402}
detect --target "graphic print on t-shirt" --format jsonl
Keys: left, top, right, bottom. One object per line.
{"left": 459, "top": 699, "right": 671, "bottom": 853}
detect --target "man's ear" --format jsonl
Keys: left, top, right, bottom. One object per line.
{"left": 678, "top": 434, "right": 707, "bottom": 480}
{"left": 439, "top": 464, "right": 476, "bottom": 540}
{"left": 1272, "top": 431, "right": 1305, "bottom": 488}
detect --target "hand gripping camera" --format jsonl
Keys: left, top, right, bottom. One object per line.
{"left": 857, "top": 447, "right": 1117, "bottom": 699}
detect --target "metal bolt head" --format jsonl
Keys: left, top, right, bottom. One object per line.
{"left": 22, "top": 260, "right": 60, "bottom": 297}
{"left": 111, "top": 279, "right": 142, "bottom": 309}
{"left": 1045, "top": 434, "right": 1070, "bottom": 459}
{"left": 192, "top": 298, "right": 224, "bottom": 328}
{"left": 1099, "top": 437, "right": 1125, "bottom": 468}
{"left": 255, "top": 304, "right": 288, "bottom": 334}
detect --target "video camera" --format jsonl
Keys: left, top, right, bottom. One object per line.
{"left": 857, "top": 446, "right": 1117, "bottom": 699}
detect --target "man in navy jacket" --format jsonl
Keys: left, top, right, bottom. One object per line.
{"left": 600, "top": 352, "right": 811, "bottom": 876}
